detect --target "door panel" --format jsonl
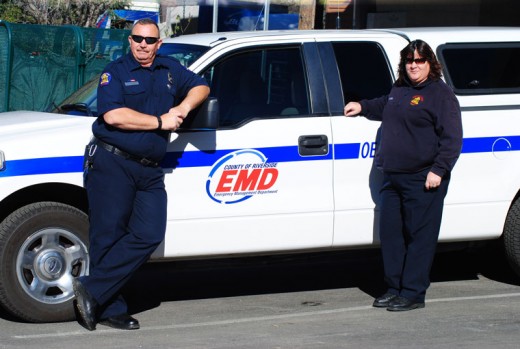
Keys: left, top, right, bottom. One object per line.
{"left": 158, "top": 44, "right": 335, "bottom": 258}
{"left": 326, "top": 40, "right": 397, "bottom": 247}
{"left": 332, "top": 116, "right": 383, "bottom": 246}
{"left": 160, "top": 117, "right": 333, "bottom": 258}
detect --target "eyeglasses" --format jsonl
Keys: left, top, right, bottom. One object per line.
{"left": 405, "top": 57, "right": 428, "bottom": 65}
{"left": 131, "top": 35, "right": 160, "bottom": 45}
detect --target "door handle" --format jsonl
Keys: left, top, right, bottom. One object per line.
{"left": 298, "top": 135, "right": 329, "bottom": 156}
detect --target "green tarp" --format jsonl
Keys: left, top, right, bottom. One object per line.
{"left": 0, "top": 21, "right": 130, "bottom": 112}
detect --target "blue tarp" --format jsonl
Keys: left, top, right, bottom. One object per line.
{"left": 96, "top": 10, "right": 159, "bottom": 28}
{"left": 198, "top": 4, "right": 299, "bottom": 33}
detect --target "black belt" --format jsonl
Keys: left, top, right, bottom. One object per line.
{"left": 92, "top": 138, "right": 159, "bottom": 167}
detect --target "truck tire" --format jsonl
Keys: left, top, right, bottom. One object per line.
{"left": 0, "top": 202, "right": 89, "bottom": 323}
{"left": 504, "top": 199, "right": 520, "bottom": 277}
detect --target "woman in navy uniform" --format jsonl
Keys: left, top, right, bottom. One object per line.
{"left": 344, "top": 40, "right": 462, "bottom": 311}
{"left": 73, "top": 18, "right": 209, "bottom": 331}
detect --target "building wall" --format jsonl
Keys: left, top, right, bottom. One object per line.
{"left": 479, "top": 0, "right": 520, "bottom": 26}
{"left": 373, "top": 0, "right": 481, "bottom": 27}
{"left": 320, "top": 0, "right": 520, "bottom": 29}
{"left": 156, "top": 0, "right": 520, "bottom": 32}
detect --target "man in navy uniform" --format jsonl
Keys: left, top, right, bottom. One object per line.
{"left": 73, "top": 18, "right": 210, "bottom": 331}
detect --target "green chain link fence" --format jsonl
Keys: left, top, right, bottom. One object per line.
{"left": 0, "top": 21, "right": 130, "bottom": 112}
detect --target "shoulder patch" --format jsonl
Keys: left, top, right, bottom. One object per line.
{"left": 100, "top": 73, "right": 111, "bottom": 86}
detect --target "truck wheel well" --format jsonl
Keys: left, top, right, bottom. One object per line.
{"left": 513, "top": 190, "right": 520, "bottom": 208}
{"left": 0, "top": 183, "right": 88, "bottom": 223}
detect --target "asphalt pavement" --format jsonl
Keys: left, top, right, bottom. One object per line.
{"left": 2, "top": 243, "right": 520, "bottom": 348}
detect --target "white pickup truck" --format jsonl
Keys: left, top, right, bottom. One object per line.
{"left": 1, "top": 27, "right": 519, "bottom": 323}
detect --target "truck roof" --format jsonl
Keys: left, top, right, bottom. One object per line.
{"left": 162, "top": 29, "right": 397, "bottom": 47}
{"left": 163, "top": 27, "right": 520, "bottom": 49}
{"left": 382, "top": 27, "right": 520, "bottom": 48}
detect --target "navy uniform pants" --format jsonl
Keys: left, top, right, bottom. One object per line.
{"left": 82, "top": 145, "right": 167, "bottom": 319}
{"left": 379, "top": 168, "right": 450, "bottom": 302}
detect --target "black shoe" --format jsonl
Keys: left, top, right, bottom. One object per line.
{"left": 72, "top": 278, "right": 98, "bottom": 331}
{"left": 100, "top": 314, "right": 140, "bottom": 330}
{"left": 372, "top": 292, "right": 398, "bottom": 308}
{"left": 387, "top": 296, "right": 425, "bottom": 312}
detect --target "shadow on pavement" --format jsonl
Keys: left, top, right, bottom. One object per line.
{"left": 1, "top": 241, "right": 518, "bottom": 321}
{"left": 431, "top": 240, "right": 520, "bottom": 286}
{"left": 123, "top": 241, "right": 520, "bottom": 316}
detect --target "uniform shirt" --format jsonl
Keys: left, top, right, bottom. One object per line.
{"left": 360, "top": 78, "right": 462, "bottom": 177}
{"left": 94, "top": 53, "right": 208, "bottom": 162}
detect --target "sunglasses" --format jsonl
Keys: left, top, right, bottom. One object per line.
{"left": 131, "top": 35, "right": 160, "bottom": 45}
{"left": 405, "top": 57, "right": 428, "bottom": 65}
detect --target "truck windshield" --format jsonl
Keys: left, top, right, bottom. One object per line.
{"left": 53, "top": 43, "right": 210, "bottom": 117}
{"left": 158, "top": 43, "right": 209, "bottom": 67}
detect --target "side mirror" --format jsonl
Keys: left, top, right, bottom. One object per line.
{"left": 59, "top": 103, "right": 94, "bottom": 116}
{"left": 180, "top": 97, "right": 219, "bottom": 131}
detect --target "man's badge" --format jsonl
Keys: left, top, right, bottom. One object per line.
{"left": 100, "top": 73, "right": 111, "bottom": 86}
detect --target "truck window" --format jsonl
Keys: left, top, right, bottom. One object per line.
{"left": 438, "top": 43, "right": 520, "bottom": 95}
{"left": 202, "top": 46, "right": 310, "bottom": 127}
{"left": 331, "top": 42, "right": 393, "bottom": 103}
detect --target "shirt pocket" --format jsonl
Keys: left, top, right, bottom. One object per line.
{"left": 123, "top": 84, "right": 146, "bottom": 96}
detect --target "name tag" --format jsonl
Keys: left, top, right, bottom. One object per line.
{"left": 125, "top": 80, "right": 139, "bottom": 86}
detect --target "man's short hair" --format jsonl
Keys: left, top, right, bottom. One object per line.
{"left": 132, "top": 18, "right": 159, "bottom": 33}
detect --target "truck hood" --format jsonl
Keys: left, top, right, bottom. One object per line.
{"left": 0, "top": 111, "right": 94, "bottom": 159}
{"left": 0, "top": 110, "right": 93, "bottom": 131}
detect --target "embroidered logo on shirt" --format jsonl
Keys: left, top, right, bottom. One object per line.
{"left": 410, "top": 95, "right": 424, "bottom": 106}
{"left": 100, "top": 73, "right": 111, "bottom": 86}
{"left": 124, "top": 79, "right": 139, "bottom": 86}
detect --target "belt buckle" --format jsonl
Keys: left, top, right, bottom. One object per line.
{"left": 140, "top": 158, "right": 155, "bottom": 167}
{"left": 88, "top": 144, "right": 97, "bottom": 156}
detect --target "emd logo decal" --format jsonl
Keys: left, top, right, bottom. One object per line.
{"left": 206, "top": 149, "right": 279, "bottom": 204}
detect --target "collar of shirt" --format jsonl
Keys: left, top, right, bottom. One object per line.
{"left": 126, "top": 53, "right": 168, "bottom": 72}
{"left": 403, "top": 77, "right": 434, "bottom": 89}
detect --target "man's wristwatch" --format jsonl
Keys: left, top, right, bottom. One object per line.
{"left": 156, "top": 115, "right": 162, "bottom": 130}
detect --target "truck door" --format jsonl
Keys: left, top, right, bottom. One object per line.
{"left": 160, "top": 43, "right": 334, "bottom": 258}
{"left": 323, "top": 39, "right": 404, "bottom": 247}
